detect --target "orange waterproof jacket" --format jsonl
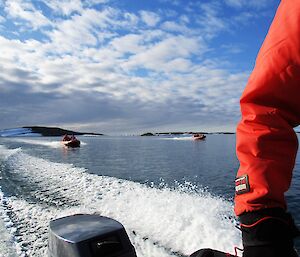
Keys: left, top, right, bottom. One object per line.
{"left": 235, "top": 0, "right": 300, "bottom": 216}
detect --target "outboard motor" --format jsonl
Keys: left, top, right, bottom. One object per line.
{"left": 48, "top": 214, "right": 137, "bottom": 257}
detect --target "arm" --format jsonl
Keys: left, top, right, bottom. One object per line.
{"left": 235, "top": 0, "right": 300, "bottom": 216}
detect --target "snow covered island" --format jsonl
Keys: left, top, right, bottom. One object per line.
{"left": 0, "top": 126, "right": 103, "bottom": 137}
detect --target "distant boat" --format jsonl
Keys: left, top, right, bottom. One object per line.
{"left": 192, "top": 133, "right": 206, "bottom": 140}
{"left": 61, "top": 135, "right": 80, "bottom": 148}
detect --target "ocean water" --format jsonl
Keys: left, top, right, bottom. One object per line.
{"left": 0, "top": 134, "right": 299, "bottom": 257}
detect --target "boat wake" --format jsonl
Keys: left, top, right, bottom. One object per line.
{"left": 0, "top": 145, "right": 241, "bottom": 257}
{"left": 164, "top": 137, "right": 193, "bottom": 141}
{"left": 3, "top": 138, "right": 87, "bottom": 148}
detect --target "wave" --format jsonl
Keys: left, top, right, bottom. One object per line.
{"left": 0, "top": 145, "right": 241, "bottom": 257}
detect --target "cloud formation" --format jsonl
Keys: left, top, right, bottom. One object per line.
{"left": 0, "top": 0, "right": 279, "bottom": 134}
{"left": 225, "top": 0, "right": 270, "bottom": 9}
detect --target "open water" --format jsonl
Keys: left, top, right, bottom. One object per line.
{"left": 0, "top": 134, "right": 299, "bottom": 257}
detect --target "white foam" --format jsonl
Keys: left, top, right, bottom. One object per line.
{"left": 0, "top": 146, "right": 242, "bottom": 256}
{"left": 0, "top": 145, "right": 22, "bottom": 160}
{"left": 0, "top": 191, "right": 19, "bottom": 257}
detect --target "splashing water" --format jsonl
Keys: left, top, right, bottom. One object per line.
{"left": 0, "top": 145, "right": 242, "bottom": 257}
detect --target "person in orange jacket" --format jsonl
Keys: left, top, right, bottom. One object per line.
{"left": 235, "top": 0, "right": 300, "bottom": 256}
{"left": 190, "top": 1, "right": 300, "bottom": 256}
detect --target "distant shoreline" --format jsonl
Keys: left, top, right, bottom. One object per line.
{"left": 0, "top": 126, "right": 237, "bottom": 137}
{"left": 140, "top": 132, "right": 235, "bottom": 136}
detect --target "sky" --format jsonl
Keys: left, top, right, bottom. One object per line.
{"left": 0, "top": 0, "right": 281, "bottom": 135}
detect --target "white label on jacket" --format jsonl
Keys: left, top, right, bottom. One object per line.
{"left": 235, "top": 174, "right": 250, "bottom": 195}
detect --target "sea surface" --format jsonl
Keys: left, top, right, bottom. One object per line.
{"left": 0, "top": 134, "right": 299, "bottom": 257}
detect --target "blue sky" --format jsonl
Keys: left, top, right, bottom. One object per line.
{"left": 0, "top": 0, "right": 280, "bottom": 134}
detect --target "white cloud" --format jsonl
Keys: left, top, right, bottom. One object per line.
{"left": 225, "top": 0, "right": 269, "bottom": 9}
{"left": 0, "top": 36, "right": 40, "bottom": 68}
{"left": 0, "top": 0, "right": 256, "bottom": 133}
{"left": 46, "top": 16, "right": 97, "bottom": 52}
{"left": 225, "top": 0, "right": 244, "bottom": 8}
{"left": 122, "top": 35, "right": 203, "bottom": 73}
{"left": 221, "top": 43, "right": 243, "bottom": 54}
{"left": 43, "top": 0, "right": 83, "bottom": 16}
{"left": 0, "top": 15, "right": 5, "bottom": 23}
{"left": 161, "top": 21, "right": 192, "bottom": 34}
{"left": 44, "top": 7, "right": 120, "bottom": 53}
{"left": 196, "top": 3, "right": 227, "bottom": 37}
{"left": 109, "top": 34, "right": 147, "bottom": 55}
{"left": 140, "top": 11, "right": 161, "bottom": 27}
{"left": 250, "top": 0, "right": 270, "bottom": 9}
{"left": 232, "top": 11, "right": 256, "bottom": 25}
{"left": 0, "top": 29, "right": 246, "bottom": 111}
{"left": 158, "top": 0, "right": 181, "bottom": 7}
{"left": 85, "top": 0, "right": 110, "bottom": 5}
{"left": 179, "top": 15, "right": 189, "bottom": 24}
{"left": 163, "top": 58, "right": 192, "bottom": 73}
{"left": 4, "top": 0, "right": 50, "bottom": 29}
{"left": 120, "top": 12, "right": 139, "bottom": 28}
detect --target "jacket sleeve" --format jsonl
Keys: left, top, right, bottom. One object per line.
{"left": 235, "top": 0, "right": 300, "bottom": 216}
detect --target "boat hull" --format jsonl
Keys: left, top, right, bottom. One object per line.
{"left": 193, "top": 135, "right": 206, "bottom": 140}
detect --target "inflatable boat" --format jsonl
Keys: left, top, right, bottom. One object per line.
{"left": 192, "top": 134, "right": 206, "bottom": 140}
{"left": 61, "top": 135, "right": 80, "bottom": 148}
{"left": 62, "top": 139, "right": 80, "bottom": 147}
